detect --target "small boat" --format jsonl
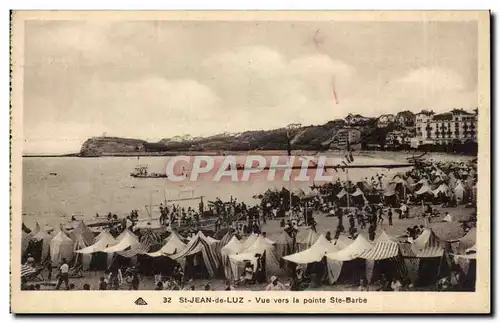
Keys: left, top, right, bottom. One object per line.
{"left": 49, "top": 172, "right": 58, "bottom": 176}
{"left": 130, "top": 165, "right": 168, "bottom": 178}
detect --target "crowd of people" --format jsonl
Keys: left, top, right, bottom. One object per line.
{"left": 21, "top": 158, "right": 477, "bottom": 292}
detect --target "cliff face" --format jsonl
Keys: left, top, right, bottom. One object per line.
{"left": 80, "top": 137, "right": 148, "bottom": 156}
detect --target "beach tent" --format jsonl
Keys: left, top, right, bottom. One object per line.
{"left": 327, "top": 234, "right": 373, "bottom": 262}
{"left": 433, "top": 184, "right": 451, "bottom": 198}
{"left": 169, "top": 231, "right": 220, "bottom": 278}
{"left": 454, "top": 181, "right": 466, "bottom": 203}
{"left": 399, "top": 229, "right": 447, "bottom": 286}
{"left": 350, "top": 188, "right": 368, "bottom": 206}
{"left": 336, "top": 189, "right": 347, "bottom": 199}
{"left": 21, "top": 231, "right": 31, "bottom": 257}
{"left": 449, "top": 228, "right": 476, "bottom": 254}
{"left": 101, "top": 230, "right": 143, "bottom": 258}
{"left": 229, "top": 235, "right": 283, "bottom": 279}
{"left": 72, "top": 234, "right": 93, "bottom": 271}
{"left": 49, "top": 230, "right": 74, "bottom": 264}
{"left": 283, "top": 235, "right": 342, "bottom": 264}
{"left": 76, "top": 230, "right": 118, "bottom": 254}
{"left": 28, "top": 228, "right": 54, "bottom": 263}
{"left": 241, "top": 234, "right": 259, "bottom": 250}
{"left": 70, "top": 221, "right": 95, "bottom": 246}
{"left": 411, "top": 228, "right": 444, "bottom": 258}
{"left": 448, "top": 173, "right": 457, "bottom": 188}
{"left": 326, "top": 234, "right": 373, "bottom": 284}
{"left": 452, "top": 244, "right": 477, "bottom": 291}
{"left": 416, "top": 183, "right": 433, "bottom": 196}
{"left": 358, "top": 231, "right": 401, "bottom": 260}
{"left": 146, "top": 231, "right": 187, "bottom": 257}
{"left": 383, "top": 184, "right": 400, "bottom": 207}
{"left": 274, "top": 231, "right": 294, "bottom": 258}
{"left": 296, "top": 228, "right": 320, "bottom": 252}
{"left": 357, "top": 231, "right": 408, "bottom": 283}
{"left": 117, "top": 230, "right": 160, "bottom": 258}
{"left": 220, "top": 236, "right": 244, "bottom": 280}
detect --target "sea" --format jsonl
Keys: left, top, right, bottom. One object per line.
{"left": 21, "top": 152, "right": 473, "bottom": 229}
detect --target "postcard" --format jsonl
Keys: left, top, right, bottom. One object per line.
{"left": 10, "top": 10, "right": 490, "bottom": 314}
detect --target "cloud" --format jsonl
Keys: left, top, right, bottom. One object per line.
{"left": 22, "top": 21, "right": 478, "bottom": 153}
{"left": 395, "top": 67, "right": 466, "bottom": 92}
{"left": 200, "top": 46, "right": 357, "bottom": 124}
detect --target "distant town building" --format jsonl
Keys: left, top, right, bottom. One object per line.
{"left": 376, "top": 114, "right": 395, "bottom": 128}
{"left": 395, "top": 110, "right": 415, "bottom": 127}
{"left": 344, "top": 113, "right": 372, "bottom": 126}
{"left": 386, "top": 130, "right": 412, "bottom": 147}
{"left": 414, "top": 109, "right": 477, "bottom": 146}
{"left": 329, "top": 128, "right": 362, "bottom": 149}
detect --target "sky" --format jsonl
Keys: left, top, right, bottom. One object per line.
{"left": 23, "top": 19, "right": 478, "bottom": 154}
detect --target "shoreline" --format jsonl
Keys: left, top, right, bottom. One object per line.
{"left": 22, "top": 150, "right": 476, "bottom": 160}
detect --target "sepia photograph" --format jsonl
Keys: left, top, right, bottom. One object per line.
{"left": 10, "top": 10, "right": 490, "bottom": 314}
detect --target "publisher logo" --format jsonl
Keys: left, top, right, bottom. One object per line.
{"left": 135, "top": 297, "right": 148, "bottom": 306}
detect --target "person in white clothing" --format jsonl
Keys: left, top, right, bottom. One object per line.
{"left": 55, "top": 258, "right": 70, "bottom": 290}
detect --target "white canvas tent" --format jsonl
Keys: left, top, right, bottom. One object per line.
{"left": 220, "top": 236, "right": 244, "bottom": 280}
{"left": 76, "top": 231, "right": 118, "bottom": 254}
{"left": 101, "top": 230, "right": 140, "bottom": 253}
{"left": 454, "top": 181, "right": 466, "bottom": 202}
{"left": 49, "top": 231, "right": 74, "bottom": 264}
{"left": 146, "top": 232, "right": 187, "bottom": 257}
{"left": 229, "top": 235, "right": 283, "bottom": 279}
{"left": 283, "top": 235, "right": 343, "bottom": 264}
{"left": 326, "top": 234, "right": 373, "bottom": 284}
{"left": 416, "top": 183, "right": 433, "bottom": 196}
{"left": 326, "top": 234, "right": 373, "bottom": 262}
{"left": 296, "top": 228, "right": 320, "bottom": 252}
{"left": 432, "top": 184, "right": 451, "bottom": 197}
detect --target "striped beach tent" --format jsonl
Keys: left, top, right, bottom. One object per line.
{"left": 411, "top": 228, "right": 444, "bottom": 258}
{"left": 21, "top": 263, "right": 38, "bottom": 278}
{"left": 117, "top": 230, "right": 159, "bottom": 258}
{"left": 358, "top": 231, "right": 408, "bottom": 282}
{"left": 358, "top": 231, "right": 400, "bottom": 260}
{"left": 169, "top": 231, "right": 220, "bottom": 278}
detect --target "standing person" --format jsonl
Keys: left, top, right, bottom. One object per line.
{"left": 388, "top": 209, "right": 393, "bottom": 226}
{"left": 377, "top": 208, "right": 384, "bottom": 224}
{"left": 368, "top": 224, "right": 376, "bottom": 241}
{"left": 45, "top": 259, "right": 53, "bottom": 281}
{"left": 55, "top": 258, "right": 70, "bottom": 290}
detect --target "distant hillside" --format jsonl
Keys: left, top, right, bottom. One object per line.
{"left": 79, "top": 115, "right": 413, "bottom": 156}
